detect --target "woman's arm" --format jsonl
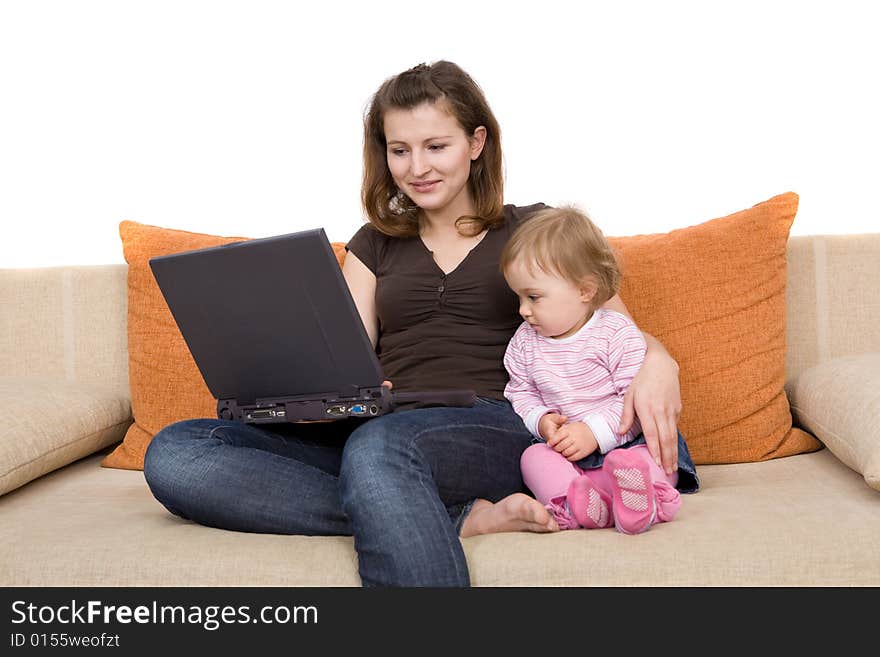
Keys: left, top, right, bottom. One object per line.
{"left": 602, "top": 294, "right": 682, "bottom": 474}
{"left": 342, "top": 251, "right": 379, "bottom": 349}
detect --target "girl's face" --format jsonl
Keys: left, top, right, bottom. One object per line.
{"left": 504, "top": 258, "right": 597, "bottom": 340}
{"left": 383, "top": 101, "right": 486, "bottom": 221}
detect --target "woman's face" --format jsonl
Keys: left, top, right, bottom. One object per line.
{"left": 383, "top": 101, "right": 485, "bottom": 220}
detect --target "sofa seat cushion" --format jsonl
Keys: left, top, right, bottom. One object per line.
{"left": 0, "top": 377, "right": 131, "bottom": 496}
{"left": 2, "top": 449, "right": 878, "bottom": 586}
{"left": 0, "top": 450, "right": 359, "bottom": 586}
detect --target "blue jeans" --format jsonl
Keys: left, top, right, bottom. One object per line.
{"left": 143, "top": 397, "right": 533, "bottom": 587}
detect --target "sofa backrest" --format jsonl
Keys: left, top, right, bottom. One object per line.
{"left": 1, "top": 234, "right": 878, "bottom": 399}
{"left": 0, "top": 265, "right": 129, "bottom": 398}
{"left": 786, "top": 234, "right": 880, "bottom": 384}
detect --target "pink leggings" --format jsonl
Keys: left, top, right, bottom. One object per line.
{"left": 521, "top": 443, "right": 678, "bottom": 519}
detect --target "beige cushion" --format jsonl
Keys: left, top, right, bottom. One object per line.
{"left": 2, "top": 449, "right": 878, "bottom": 585}
{"left": 0, "top": 377, "right": 131, "bottom": 496}
{"left": 788, "top": 354, "right": 880, "bottom": 491}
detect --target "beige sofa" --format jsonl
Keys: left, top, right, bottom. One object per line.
{"left": 2, "top": 234, "right": 879, "bottom": 586}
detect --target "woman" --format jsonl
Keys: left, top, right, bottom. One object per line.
{"left": 143, "top": 61, "right": 684, "bottom": 587}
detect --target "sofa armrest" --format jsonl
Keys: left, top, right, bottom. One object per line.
{"left": 0, "top": 265, "right": 130, "bottom": 398}
{"left": 787, "top": 353, "right": 880, "bottom": 491}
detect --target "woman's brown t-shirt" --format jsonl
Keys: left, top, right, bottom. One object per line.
{"left": 345, "top": 203, "right": 547, "bottom": 400}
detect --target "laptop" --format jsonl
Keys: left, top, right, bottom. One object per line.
{"left": 149, "top": 228, "right": 475, "bottom": 425}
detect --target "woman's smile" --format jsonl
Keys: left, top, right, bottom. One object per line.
{"left": 409, "top": 180, "right": 441, "bottom": 193}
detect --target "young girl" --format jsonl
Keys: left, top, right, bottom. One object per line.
{"left": 502, "top": 206, "right": 697, "bottom": 534}
{"left": 144, "top": 61, "right": 690, "bottom": 587}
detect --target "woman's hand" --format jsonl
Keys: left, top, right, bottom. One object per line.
{"left": 618, "top": 335, "right": 681, "bottom": 475}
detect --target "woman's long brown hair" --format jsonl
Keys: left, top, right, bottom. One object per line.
{"left": 361, "top": 61, "right": 504, "bottom": 237}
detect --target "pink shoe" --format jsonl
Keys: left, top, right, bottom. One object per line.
{"left": 654, "top": 479, "right": 682, "bottom": 522}
{"left": 566, "top": 473, "right": 613, "bottom": 529}
{"left": 604, "top": 449, "right": 658, "bottom": 535}
{"left": 546, "top": 495, "right": 581, "bottom": 531}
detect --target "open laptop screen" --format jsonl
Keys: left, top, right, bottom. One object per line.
{"left": 149, "top": 229, "right": 383, "bottom": 406}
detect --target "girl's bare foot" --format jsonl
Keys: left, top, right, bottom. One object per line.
{"left": 459, "top": 493, "right": 559, "bottom": 538}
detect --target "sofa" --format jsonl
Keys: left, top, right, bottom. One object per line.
{"left": 1, "top": 231, "right": 879, "bottom": 587}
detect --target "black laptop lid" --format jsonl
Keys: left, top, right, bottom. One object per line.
{"left": 149, "top": 228, "right": 383, "bottom": 404}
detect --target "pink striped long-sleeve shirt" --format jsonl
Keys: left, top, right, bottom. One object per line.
{"left": 503, "top": 308, "right": 646, "bottom": 453}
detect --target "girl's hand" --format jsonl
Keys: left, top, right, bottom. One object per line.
{"left": 538, "top": 413, "right": 567, "bottom": 441}
{"left": 546, "top": 421, "right": 598, "bottom": 462}
{"left": 619, "top": 345, "right": 681, "bottom": 475}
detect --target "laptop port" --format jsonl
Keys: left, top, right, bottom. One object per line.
{"left": 349, "top": 404, "right": 367, "bottom": 415}
{"left": 369, "top": 405, "right": 379, "bottom": 416}
{"left": 326, "top": 405, "right": 347, "bottom": 417}
{"left": 248, "top": 408, "right": 285, "bottom": 420}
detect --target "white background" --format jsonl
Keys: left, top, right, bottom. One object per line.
{"left": 1, "top": 0, "right": 877, "bottom": 267}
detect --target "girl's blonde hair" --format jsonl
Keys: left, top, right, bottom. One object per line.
{"left": 500, "top": 205, "right": 620, "bottom": 306}
{"left": 361, "top": 61, "right": 504, "bottom": 237}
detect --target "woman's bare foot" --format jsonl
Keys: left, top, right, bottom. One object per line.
{"left": 459, "top": 493, "right": 559, "bottom": 538}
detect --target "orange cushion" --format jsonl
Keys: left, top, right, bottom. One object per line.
{"left": 608, "top": 192, "right": 819, "bottom": 463}
{"left": 105, "top": 193, "right": 819, "bottom": 470}
{"left": 101, "top": 222, "right": 346, "bottom": 470}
